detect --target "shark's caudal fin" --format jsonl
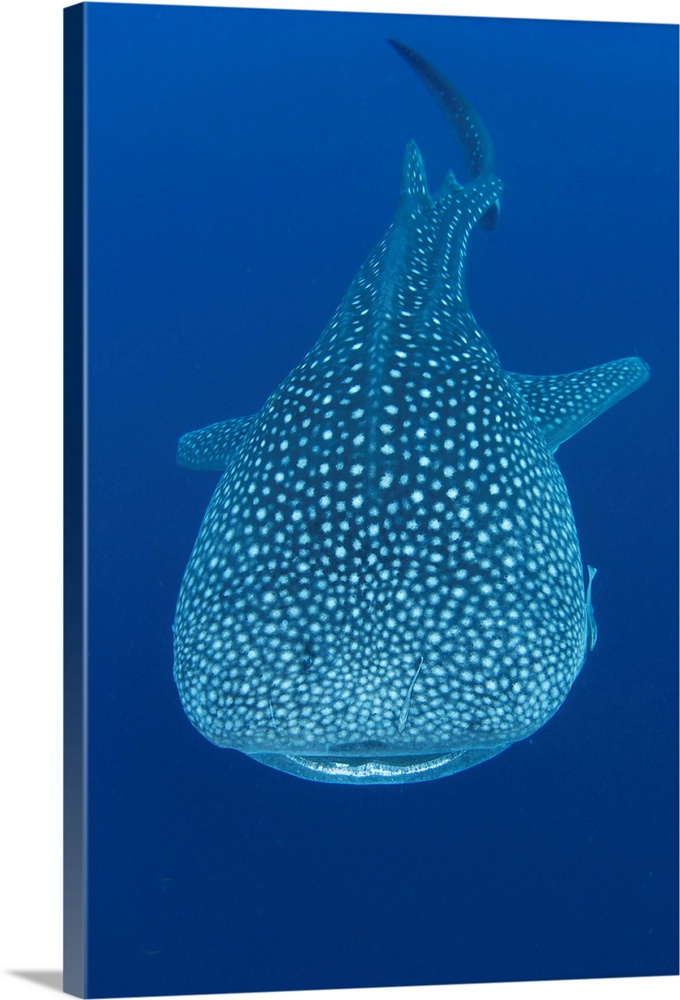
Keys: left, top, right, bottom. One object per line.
{"left": 509, "top": 357, "right": 650, "bottom": 452}
{"left": 388, "top": 38, "right": 500, "bottom": 229}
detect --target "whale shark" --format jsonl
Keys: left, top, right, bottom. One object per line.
{"left": 173, "top": 42, "right": 649, "bottom": 784}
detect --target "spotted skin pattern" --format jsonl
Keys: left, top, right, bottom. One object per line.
{"left": 173, "top": 45, "right": 649, "bottom": 784}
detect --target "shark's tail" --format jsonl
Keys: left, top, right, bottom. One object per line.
{"left": 389, "top": 39, "right": 500, "bottom": 230}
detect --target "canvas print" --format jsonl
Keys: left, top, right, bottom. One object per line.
{"left": 64, "top": 2, "right": 679, "bottom": 997}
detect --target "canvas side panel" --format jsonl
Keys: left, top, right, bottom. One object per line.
{"left": 63, "top": 4, "right": 86, "bottom": 997}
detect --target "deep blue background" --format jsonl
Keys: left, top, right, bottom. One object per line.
{"left": 82, "top": 4, "right": 678, "bottom": 997}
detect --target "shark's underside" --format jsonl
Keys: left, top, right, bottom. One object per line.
{"left": 173, "top": 42, "right": 649, "bottom": 784}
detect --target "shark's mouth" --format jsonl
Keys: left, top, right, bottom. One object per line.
{"left": 247, "top": 746, "right": 510, "bottom": 784}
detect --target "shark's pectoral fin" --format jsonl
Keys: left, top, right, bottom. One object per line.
{"left": 508, "top": 357, "right": 650, "bottom": 453}
{"left": 177, "top": 414, "right": 257, "bottom": 471}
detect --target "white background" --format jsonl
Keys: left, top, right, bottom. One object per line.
{"left": 0, "top": 2, "right": 676, "bottom": 1000}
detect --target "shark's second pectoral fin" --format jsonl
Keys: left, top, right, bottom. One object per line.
{"left": 177, "top": 413, "right": 256, "bottom": 470}
{"left": 508, "top": 357, "right": 650, "bottom": 453}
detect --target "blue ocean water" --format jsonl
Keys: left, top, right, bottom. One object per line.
{"left": 82, "top": 4, "right": 678, "bottom": 997}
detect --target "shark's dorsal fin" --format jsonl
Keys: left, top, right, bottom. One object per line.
{"left": 177, "top": 414, "right": 256, "bottom": 470}
{"left": 508, "top": 357, "right": 650, "bottom": 452}
{"left": 398, "top": 140, "right": 432, "bottom": 216}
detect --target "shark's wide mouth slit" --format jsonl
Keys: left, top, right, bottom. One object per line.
{"left": 247, "top": 746, "right": 510, "bottom": 784}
